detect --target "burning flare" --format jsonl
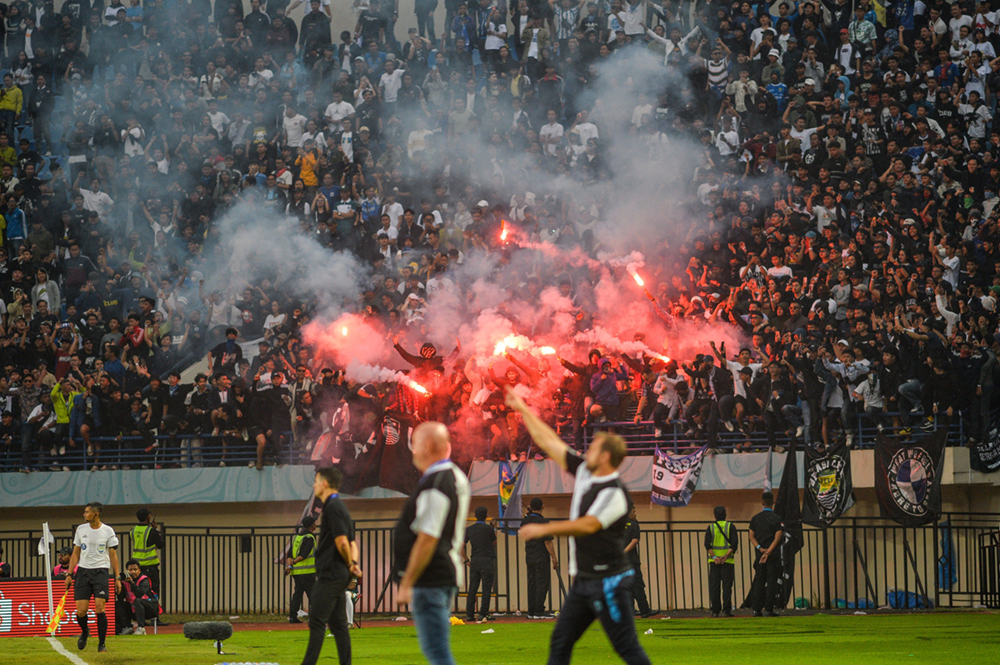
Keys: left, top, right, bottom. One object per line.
{"left": 539, "top": 347, "right": 556, "bottom": 355}
{"left": 500, "top": 220, "right": 509, "bottom": 242}
{"left": 341, "top": 326, "right": 348, "bottom": 336}
{"left": 406, "top": 379, "right": 429, "bottom": 395}
{"left": 632, "top": 272, "right": 645, "bottom": 287}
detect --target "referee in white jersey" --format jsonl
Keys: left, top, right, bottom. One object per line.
{"left": 65, "top": 502, "right": 122, "bottom": 653}
{"left": 506, "top": 389, "right": 652, "bottom": 665}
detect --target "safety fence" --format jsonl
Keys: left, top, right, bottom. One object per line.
{"left": 587, "top": 411, "right": 968, "bottom": 455}
{"left": 0, "top": 409, "right": 966, "bottom": 474}
{"left": 1, "top": 513, "right": 997, "bottom": 615}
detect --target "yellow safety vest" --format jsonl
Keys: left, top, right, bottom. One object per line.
{"left": 290, "top": 533, "right": 316, "bottom": 576}
{"left": 130, "top": 525, "right": 160, "bottom": 567}
{"left": 708, "top": 521, "right": 735, "bottom": 563}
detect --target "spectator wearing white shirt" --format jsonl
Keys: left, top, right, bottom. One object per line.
{"left": 282, "top": 106, "right": 309, "bottom": 148}
{"left": 323, "top": 90, "right": 355, "bottom": 127}
{"left": 539, "top": 109, "right": 564, "bottom": 156}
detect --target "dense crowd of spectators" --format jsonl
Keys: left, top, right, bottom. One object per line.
{"left": 0, "top": 0, "right": 998, "bottom": 475}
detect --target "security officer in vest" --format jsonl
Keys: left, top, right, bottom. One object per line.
{"left": 286, "top": 515, "right": 317, "bottom": 623}
{"left": 704, "top": 505, "right": 739, "bottom": 617}
{"left": 130, "top": 508, "right": 167, "bottom": 623}
{"left": 624, "top": 504, "right": 656, "bottom": 618}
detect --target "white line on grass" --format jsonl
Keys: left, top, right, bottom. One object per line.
{"left": 46, "top": 636, "right": 91, "bottom": 665}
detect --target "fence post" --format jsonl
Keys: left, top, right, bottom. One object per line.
{"left": 822, "top": 528, "right": 831, "bottom": 610}
{"left": 933, "top": 515, "right": 941, "bottom": 609}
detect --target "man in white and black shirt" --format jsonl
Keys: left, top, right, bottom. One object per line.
{"left": 393, "top": 422, "right": 470, "bottom": 665}
{"left": 508, "top": 390, "right": 651, "bottom": 665}
{"left": 65, "top": 502, "right": 122, "bottom": 653}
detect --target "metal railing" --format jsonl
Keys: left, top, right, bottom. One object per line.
{"left": 581, "top": 410, "right": 965, "bottom": 455}
{"left": 2, "top": 514, "right": 996, "bottom": 615}
{"left": 0, "top": 431, "right": 305, "bottom": 472}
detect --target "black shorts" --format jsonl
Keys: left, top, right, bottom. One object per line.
{"left": 74, "top": 567, "right": 110, "bottom": 601}
{"left": 248, "top": 426, "right": 266, "bottom": 441}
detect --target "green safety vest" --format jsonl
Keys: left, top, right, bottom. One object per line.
{"left": 708, "top": 521, "right": 735, "bottom": 563}
{"left": 130, "top": 525, "right": 160, "bottom": 567}
{"left": 290, "top": 533, "right": 316, "bottom": 576}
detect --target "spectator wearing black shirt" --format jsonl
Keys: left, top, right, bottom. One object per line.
{"left": 748, "top": 491, "right": 784, "bottom": 617}
{"left": 462, "top": 505, "right": 496, "bottom": 622}
{"left": 299, "top": 467, "right": 360, "bottom": 665}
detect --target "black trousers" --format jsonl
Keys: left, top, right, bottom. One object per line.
{"left": 133, "top": 598, "right": 158, "bottom": 627}
{"left": 632, "top": 566, "right": 651, "bottom": 615}
{"left": 465, "top": 558, "right": 495, "bottom": 619}
{"left": 525, "top": 558, "right": 551, "bottom": 616}
{"left": 299, "top": 576, "right": 351, "bottom": 665}
{"left": 290, "top": 573, "right": 315, "bottom": 619}
{"left": 547, "top": 571, "right": 651, "bottom": 665}
{"left": 750, "top": 553, "right": 782, "bottom": 612}
{"left": 708, "top": 562, "right": 735, "bottom": 614}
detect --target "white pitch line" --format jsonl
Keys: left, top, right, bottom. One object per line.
{"left": 46, "top": 636, "right": 91, "bottom": 665}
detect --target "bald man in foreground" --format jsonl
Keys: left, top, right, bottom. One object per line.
{"left": 393, "top": 422, "right": 471, "bottom": 665}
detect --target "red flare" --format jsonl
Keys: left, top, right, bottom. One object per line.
{"left": 407, "top": 380, "right": 430, "bottom": 395}
{"left": 539, "top": 346, "right": 556, "bottom": 355}
{"left": 632, "top": 272, "right": 645, "bottom": 287}
{"left": 341, "top": 326, "right": 348, "bottom": 336}
{"left": 500, "top": 219, "right": 508, "bottom": 242}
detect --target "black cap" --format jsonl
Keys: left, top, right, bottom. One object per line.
{"left": 301, "top": 515, "right": 317, "bottom": 529}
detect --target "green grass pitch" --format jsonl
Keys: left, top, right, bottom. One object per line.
{"left": 12, "top": 612, "right": 998, "bottom": 664}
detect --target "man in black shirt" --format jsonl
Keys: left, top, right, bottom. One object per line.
{"left": 462, "top": 505, "right": 496, "bottom": 622}
{"left": 748, "top": 491, "right": 784, "bottom": 617}
{"left": 507, "top": 389, "right": 652, "bottom": 665}
{"left": 299, "top": 467, "right": 361, "bottom": 665}
{"left": 522, "top": 497, "right": 558, "bottom": 620}
{"left": 624, "top": 505, "right": 655, "bottom": 618}
{"left": 394, "top": 422, "right": 470, "bottom": 665}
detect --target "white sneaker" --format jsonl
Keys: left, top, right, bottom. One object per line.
{"left": 845, "top": 433, "right": 853, "bottom": 448}
{"left": 795, "top": 426, "right": 804, "bottom": 439}
{"left": 59, "top": 446, "right": 66, "bottom": 455}
{"left": 50, "top": 446, "right": 57, "bottom": 456}
{"left": 724, "top": 421, "right": 735, "bottom": 432}
{"left": 86, "top": 445, "right": 93, "bottom": 456}
{"left": 297, "top": 610, "right": 309, "bottom": 620}
{"left": 654, "top": 429, "right": 663, "bottom": 438}
{"left": 134, "top": 627, "right": 146, "bottom": 635}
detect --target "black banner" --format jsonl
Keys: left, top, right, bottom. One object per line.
{"left": 970, "top": 411, "right": 1000, "bottom": 473}
{"left": 875, "top": 430, "right": 947, "bottom": 527}
{"left": 801, "top": 442, "right": 856, "bottom": 527}
{"left": 774, "top": 440, "right": 803, "bottom": 608}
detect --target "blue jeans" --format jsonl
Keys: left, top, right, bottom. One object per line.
{"left": 411, "top": 586, "right": 456, "bottom": 665}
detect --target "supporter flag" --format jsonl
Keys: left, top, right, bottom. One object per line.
{"left": 498, "top": 461, "right": 525, "bottom": 535}
{"left": 650, "top": 445, "right": 707, "bottom": 507}
{"left": 970, "top": 410, "right": 1000, "bottom": 473}
{"left": 774, "top": 440, "right": 803, "bottom": 608}
{"left": 875, "top": 429, "right": 947, "bottom": 526}
{"left": 801, "top": 441, "right": 855, "bottom": 527}
{"left": 871, "top": 0, "right": 887, "bottom": 26}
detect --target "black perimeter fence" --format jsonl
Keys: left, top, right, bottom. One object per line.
{"left": 2, "top": 513, "right": 998, "bottom": 616}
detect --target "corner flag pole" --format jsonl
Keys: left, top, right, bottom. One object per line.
{"left": 42, "top": 522, "right": 54, "bottom": 620}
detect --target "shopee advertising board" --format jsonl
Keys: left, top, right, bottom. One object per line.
{"left": 0, "top": 580, "right": 116, "bottom": 637}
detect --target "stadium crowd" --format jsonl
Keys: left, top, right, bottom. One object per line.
{"left": 0, "top": 0, "right": 998, "bottom": 475}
